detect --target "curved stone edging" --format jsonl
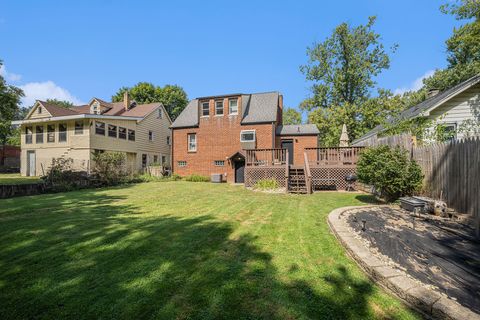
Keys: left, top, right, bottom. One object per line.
{"left": 328, "top": 206, "right": 480, "bottom": 320}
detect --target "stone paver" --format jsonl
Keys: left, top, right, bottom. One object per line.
{"left": 328, "top": 206, "right": 480, "bottom": 320}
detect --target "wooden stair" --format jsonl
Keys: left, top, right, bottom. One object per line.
{"left": 288, "top": 167, "right": 307, "bottom": 194}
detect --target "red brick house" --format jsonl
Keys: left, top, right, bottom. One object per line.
{"left": 171, "top": 92, "right": 319, "bottom": 183}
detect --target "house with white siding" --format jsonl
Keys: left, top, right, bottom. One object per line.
{"left": 12, "top": 92, "right": 172, "bottom": 176}
{"left": 354, "top": 74, "right": 480, "bottom": 145}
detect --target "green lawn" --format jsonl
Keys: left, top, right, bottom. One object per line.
{"left": 0, "top": 173, "right": 41, "bottom": 185}
{"left": 0, "top": 182, "right": 418, "bottom": 319}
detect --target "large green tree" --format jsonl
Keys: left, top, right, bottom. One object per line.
{"left": 45, "top": 99, "right": 74, "bottom": 109}
{"left": 112, "top": 82, "right": 188, "bottom": 120}
{"left": 283, "top": 108, "right": 302, "bottom": 125}
{"left": 300, "top": 17, "right": 399, "bottom": 146}
{"left": 424, "top": 0, "right": 480, "bottom": 91}
{"left": 0, "top": 60, "right": 24, "bottom": 155}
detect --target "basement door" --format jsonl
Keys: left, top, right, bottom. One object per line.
{"left": 27, "top": 150, "right": 36, "bottom": 176}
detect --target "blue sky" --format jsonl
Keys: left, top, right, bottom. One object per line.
{"left": 0, "top": 0, "right": 462, "bottom": 112}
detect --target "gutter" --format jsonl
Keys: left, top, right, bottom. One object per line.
{"left": 12, "top": 114, "right": 143, "bottom": 125}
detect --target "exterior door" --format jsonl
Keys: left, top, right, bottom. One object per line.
{"left": 27, "top": 151, "right": 36, "bottom": 176}
{"left": 282, "top": 140, "right": 294, "bottom": 164}
{"left": 235, "top": 159, "right": 245, "bottom": 183}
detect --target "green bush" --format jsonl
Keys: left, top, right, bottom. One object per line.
{"left": 254, "top": 178, "right": 279, "bottom": 190}
{"left": 357, "top": 145, "right": 423, "bottom": 201}
{"left": 134, "top": 173, "right": 182, "bottom": 183}
{"left": 42, "top": 157, "right": 89, "bottom": 191}
{"left": 92, "top": 151, "right": 128, "bottom": 186}
{"left": 184, "top": 174, "right": 210, "bottom": 182}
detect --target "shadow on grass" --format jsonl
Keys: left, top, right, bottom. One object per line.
{"left": 354, "top": 194, "right": 381, "bottom": 205}
{"left": 0, "top": 188, "right": 395, "bottom": 319}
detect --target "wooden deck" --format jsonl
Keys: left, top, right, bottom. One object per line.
{"left": 244, "top": 147, "right": 364, "bottom": 192}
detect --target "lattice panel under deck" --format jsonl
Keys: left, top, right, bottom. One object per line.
{"left": 245, "top": 167, "right": 286, "bottom": 188}
{"left": 310, "top": 167, "right": 357, "bottom": 190}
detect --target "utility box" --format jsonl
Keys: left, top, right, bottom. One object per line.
{"left": 399, "top": 197, "right": 426, "bottom": 213}
{"left": 211, "top": 174, "right": 223, "bottom": 183}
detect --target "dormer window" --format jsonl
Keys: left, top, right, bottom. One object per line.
{"left": 229, "top": 99, "right": 238, "bottom": 115}
{"left": 38, "top": 106, "right": 42, "bottom": 114}
{"left": 201, "top": 102, "right": 209, "bottom": 117}
{"left": 92, "top": 102, "right": 100, "bottom": 114}
{"left": 215, "top": 100, "right": 224, "bottom": 115}
{"left": 158, "top": 108, "right": 163, "bottom": 119}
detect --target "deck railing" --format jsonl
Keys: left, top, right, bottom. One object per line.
{"left": 304, "top": 152, "right": 312, "bottom": 194}
{"left": 304, "top": 147, "right": 364, "bottom": 167}
{"left": 246, "top": 148, "right": 287, "bottom": 167}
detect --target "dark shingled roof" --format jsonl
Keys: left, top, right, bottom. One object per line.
{"left": 38, "top": 101, "right": 81, "bottom": 117}
{"left": 354, "top": 74, "right": 480, "bottom": 143}
{"left": 276, "top": 124, "right": 320, "bottom": 136}
{"left": 171, "top": 92, "right": 280, "bottom": 128}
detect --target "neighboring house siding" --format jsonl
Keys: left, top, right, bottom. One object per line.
{"left": 136, "top": 108, "right": 171, "bottom": 165}
{"left": 19, "top": 103, "right": 172, "bottom": 176}
{"left": 28, "top": 105, "right": 53, "bottom": 119}
{"left": 428, "top": 84, "right": 480, "bottom": 138}
{"left": 20, "top": 119, "right": 91, "bottom": 175}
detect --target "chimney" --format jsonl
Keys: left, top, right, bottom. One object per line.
{"left": 278, "top": 94, "right": 284, "bottom": 124}
{"left": 124, "top": 91, "right": 130, "bottom": 110}
{"left": 427, "top": 88, "right": 440, "bottom": 98}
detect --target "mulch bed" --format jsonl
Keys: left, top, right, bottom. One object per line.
{"left": 347, "top": 207, "right": 480, "bottom": 314}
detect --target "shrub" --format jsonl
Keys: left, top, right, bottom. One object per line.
{"left": 42, "top": 157, "right": 89, "bottom": 191}
{"left": 92, "top": 151, "right": 128, "bottom": 186}
{"left": 254, "top": 178, "right": 279, "bottom": 190}
{"left": 134, "top": 173, "right": 182, "bottom": 183}
{"left": 357, "top": 145, "right": 423, "bottom": 201}
{"left": 184, "top": 174, "right": 210, "bottom": 182}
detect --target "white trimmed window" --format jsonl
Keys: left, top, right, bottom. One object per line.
{"left": 240, "top": 130, "right": 255, "bottom": 142}
{"left": 188, "top": 133, "right": 197, "bottom": 152}
{"left": 229, "top": 99, "right": 238, "bottom": 115}
{"left": 214, "top": 160, "right": 225, "bottom": 166}
{"left": 215, "top": 100, "right": 224, "bottom": 115}
{"left": 178, "top": 161, "right": 187, "bottom": 167}
{"left": 158, "top": 109, "right": 163, "bottom": 119}
{"left": 201, "top": 102, "right": 209, "bottom": 117}
{"left": 148, "top": 130, "right": 154, "bottom": 141}
{"left": 95, "top": 121, "right": 105, "bottom": 135}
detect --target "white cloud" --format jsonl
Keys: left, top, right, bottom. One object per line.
{"left": 0, "top": 64, "right": 22, "bottom": 82}
{"left": 394, "top": 70, "right": 435, "bottom": 95}
{"left": 19, "top": 81, "right": 84, "bottom": 107}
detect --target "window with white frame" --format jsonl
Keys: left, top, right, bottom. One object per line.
{"left": 215, "top": 100, "right": 224, "bottom": 115}
{"left": 38, "top": 106, "right": 42, "bottom": 114}
{"left": 214, "top": 160, "right": 225, "bottom": 166}
{"left": 108, "top": 124, "right": 117, "bottom": 138}
{"left": 148, "top": 130, "right": 154, "bottom": 141}
{"left": 58, "top": 123, "right": 67, "bottom": 142}
{"left": 158, "top": 108, "right": 163, "bottom": 119}
{"left": 443, "top": 123, "right": 457, "bottom": 141}
{"left": 95, "top": 121, "right": 105, "bottom": 135}
{"left": 75, "top": 121, "right": 84, "bottom": 135}
{"left": 118, "top": 127, "right": 127, "bottom": 139}
{"left": 188, "top": 133, "right": 197, "bottom": 152}
{"left": 240, "top": 130, "right": 255, "bottom": 142}
{"left": 178, "top": 161, "right": 187, "bottom": 167}
{"left": 167, "top": 136, "right": 171, "bottom": 145}
{"left": 229, "top": 99, "right": 238, "bottom": 115}
{"left": 201, "top": 102, "right": 209, "bottom": 117}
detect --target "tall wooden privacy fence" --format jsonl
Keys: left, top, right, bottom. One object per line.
{"left": 352, "top": 133, "right": 413, "bottom": 150}
{"left": 354, "top": 133, "right": 479, "bottom": 234}
{"left": 412, "top": 137, "right": 480, "bottom": 224}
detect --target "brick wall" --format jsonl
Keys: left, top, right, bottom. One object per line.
{"left": 276, "top": 135, "right": 318, "bottom": 165}
{"left": 172, "top": 95, "right": 276, "bottom": 182}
